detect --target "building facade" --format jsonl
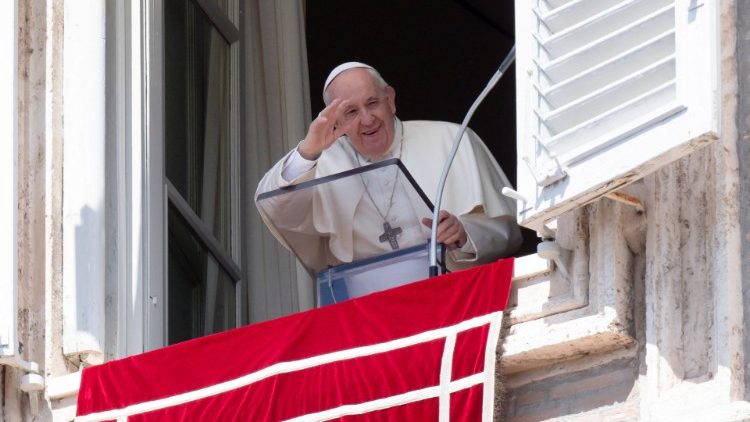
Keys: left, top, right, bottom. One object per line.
{"left": 2, "top": 0, "right": 749, "bottom": 421}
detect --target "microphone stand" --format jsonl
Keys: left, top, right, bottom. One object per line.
{"left": 429, "top": 45, "right": 516, "bottom": 277}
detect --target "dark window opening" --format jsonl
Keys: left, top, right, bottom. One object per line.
{"left": 305, "top": 0, "right": 537, "bottom": 256}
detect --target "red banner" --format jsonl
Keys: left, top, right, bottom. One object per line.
{"left": 76, "top": 259, "right": 513, "bottom": 421}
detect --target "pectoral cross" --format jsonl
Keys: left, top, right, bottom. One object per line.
{"left": 378, "top": 222, "right": 402, "bottom": 250}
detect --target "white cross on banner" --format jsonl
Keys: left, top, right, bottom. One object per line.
{"left": 75, "top": 259, "right": 514, "bottom": 421}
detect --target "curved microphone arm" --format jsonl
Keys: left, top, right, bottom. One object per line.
{"left": 429, "top": 45, "right": 516, "bottom": 277}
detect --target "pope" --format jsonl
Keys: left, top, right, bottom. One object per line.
{"left": 256, "top": 62, "right": 521, "bottom": 272}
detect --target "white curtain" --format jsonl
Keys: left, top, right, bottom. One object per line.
{"left": 242, "top": 0, "right": 313, "bottom": 322}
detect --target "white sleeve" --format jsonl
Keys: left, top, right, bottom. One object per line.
{"left": 447, "top": 214, "right": 522, "bottom": 267}
{"left": 281, "top": 147, "right": 318, "bottom": 182}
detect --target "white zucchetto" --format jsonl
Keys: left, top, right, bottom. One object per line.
{"left": 323, "top": 62, "right": 375, "bottom": 94}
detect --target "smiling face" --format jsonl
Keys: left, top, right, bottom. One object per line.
{"left": 326, "top": 68, "right": 397, "bottom": 160}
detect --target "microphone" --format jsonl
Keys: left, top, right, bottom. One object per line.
{"left": 428, "top": 45, "right": 516, "bottom": 277}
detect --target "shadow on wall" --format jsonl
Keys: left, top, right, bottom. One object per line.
{"left": 71, "top": 204, "right": 105, "bottom": 359}
{"left": 503, "top": 358, "right": 638, "bottom": 420}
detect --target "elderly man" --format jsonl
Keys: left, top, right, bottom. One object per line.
{"left": 256, "top": 62, "right": 520, "bottom": 273}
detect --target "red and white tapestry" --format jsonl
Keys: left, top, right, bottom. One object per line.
{"left": 76, "top": 258, "right": 514, "bottom": 421}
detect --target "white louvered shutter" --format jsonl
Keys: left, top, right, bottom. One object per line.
{"left": 514, "top": 0, "right": 718, "bottom": 233}
{"left": 0, "top": 0, "right": 17, "bottom": 361}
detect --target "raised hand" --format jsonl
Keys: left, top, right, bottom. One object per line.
{"left": 298, "top": 99, "right": 355, "bottom": 160}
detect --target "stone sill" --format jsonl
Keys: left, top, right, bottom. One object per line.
{"left": 505, "top": 253, "right": 635, "bottom": 375}
{"left": 502, "top": 312, "right": 634, "bottom": 375}
{"left": 47, "top": 371, "right": 81, "bottom": 400}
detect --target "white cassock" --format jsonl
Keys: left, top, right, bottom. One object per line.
{"left": 255, "top": 118, "right": 521, "bottom": 274}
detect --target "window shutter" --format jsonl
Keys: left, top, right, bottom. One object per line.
{"left": 514, "top": 0, "right": 718, "bottom": 233}
{"left": 0, "top": 0, "right": 17, "bottom": 361}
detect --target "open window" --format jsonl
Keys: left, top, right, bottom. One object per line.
{"left": 305, "top": 1, "right": 536, "bottom": 253}
{"left": 514, "top": 0, "right": 718, "bottom": 233}
{"left": 162, "top": 0, "right": 242, "bottom": 346}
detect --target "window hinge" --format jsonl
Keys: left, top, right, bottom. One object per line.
{"left": 521, "top": 151, "right": 568, "bottom": 188}
{"left": 0, "top": 349, "right": 44, "bottom": 417}
{"left": 537, "top": 239, "right": 571, "bottom": 279}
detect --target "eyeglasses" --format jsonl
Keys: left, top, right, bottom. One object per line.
{"left": 341, "top": 96, "right": 388, "bottom": 123}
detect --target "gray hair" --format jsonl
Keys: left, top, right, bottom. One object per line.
{"left": 323, "top": 67, "right": 389, "bottom": 105}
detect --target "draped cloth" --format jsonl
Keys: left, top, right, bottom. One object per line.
{"left": 75, "top": 259, "right": 514, "bottom": 421}
{"left": 256, "top": 119, "right": 518, "bottom": 273}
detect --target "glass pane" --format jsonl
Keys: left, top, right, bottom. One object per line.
{"left": 168, "top": 205, "right": 237, "bottom": 345}
{"left": 164, "top": 0, "right": 232, "bottom": 252}
{"left": 212, "top": 0, "right": 234, "bottom": 21}
{"left": 256, "top": 160, "right": 434, "bottom": 274}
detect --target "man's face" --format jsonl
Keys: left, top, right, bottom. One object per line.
{"left": 327, "top": 68, "right": 397, "bottom": 159}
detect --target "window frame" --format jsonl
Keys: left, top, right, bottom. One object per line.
{"left": 145, "top": 0, "right": 243, "bottom": 350}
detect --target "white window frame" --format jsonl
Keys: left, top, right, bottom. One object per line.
{"left": 104, "top": 0, "right": 243, "bottom": 356}
{"left": 142, "top": 0, "right": 243, "bottom": 351}
{"left": 514, "top": 0, "right": 719, "bottom": 234}
{"left": 106, "top": 0, "right": 148, "bottom": 358}
{"left": 142, "top": 0, "right": 167, "bottom": 353}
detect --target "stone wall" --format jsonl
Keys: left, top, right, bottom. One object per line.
{"left": 500, "top": 2, "right": 744, "bottom": 418}
{"left": 502, "top": 129, "right": 743, "bottom": 419}
{"left": 737, "top": 0, "right": 750, "bottom": 405}
{"left": 505, "top": 357, "right": 639, "bottom": 421}
{"left": 3, "top": 0, "right": 69, "bottom": 420}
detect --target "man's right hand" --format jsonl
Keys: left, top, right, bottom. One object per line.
{"left": 298, "top": 99, "right": 355, "bottom": 160}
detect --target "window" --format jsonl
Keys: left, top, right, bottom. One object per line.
{"left": 514, "top": 0, "right": 718, "bottom": 233}
{"left": 162, "top": 0, "right": 241, "bottom": 345}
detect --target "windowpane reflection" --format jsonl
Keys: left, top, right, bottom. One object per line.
{"left": 164, "top": 0, "right": 232, "bottom": 253}
{"left": 168, "top": 205, "right": 237, "bottom": 345}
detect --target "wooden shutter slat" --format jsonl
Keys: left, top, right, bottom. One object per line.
{"left": 542, "top": 30, "right": 675, "bottom": 108}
